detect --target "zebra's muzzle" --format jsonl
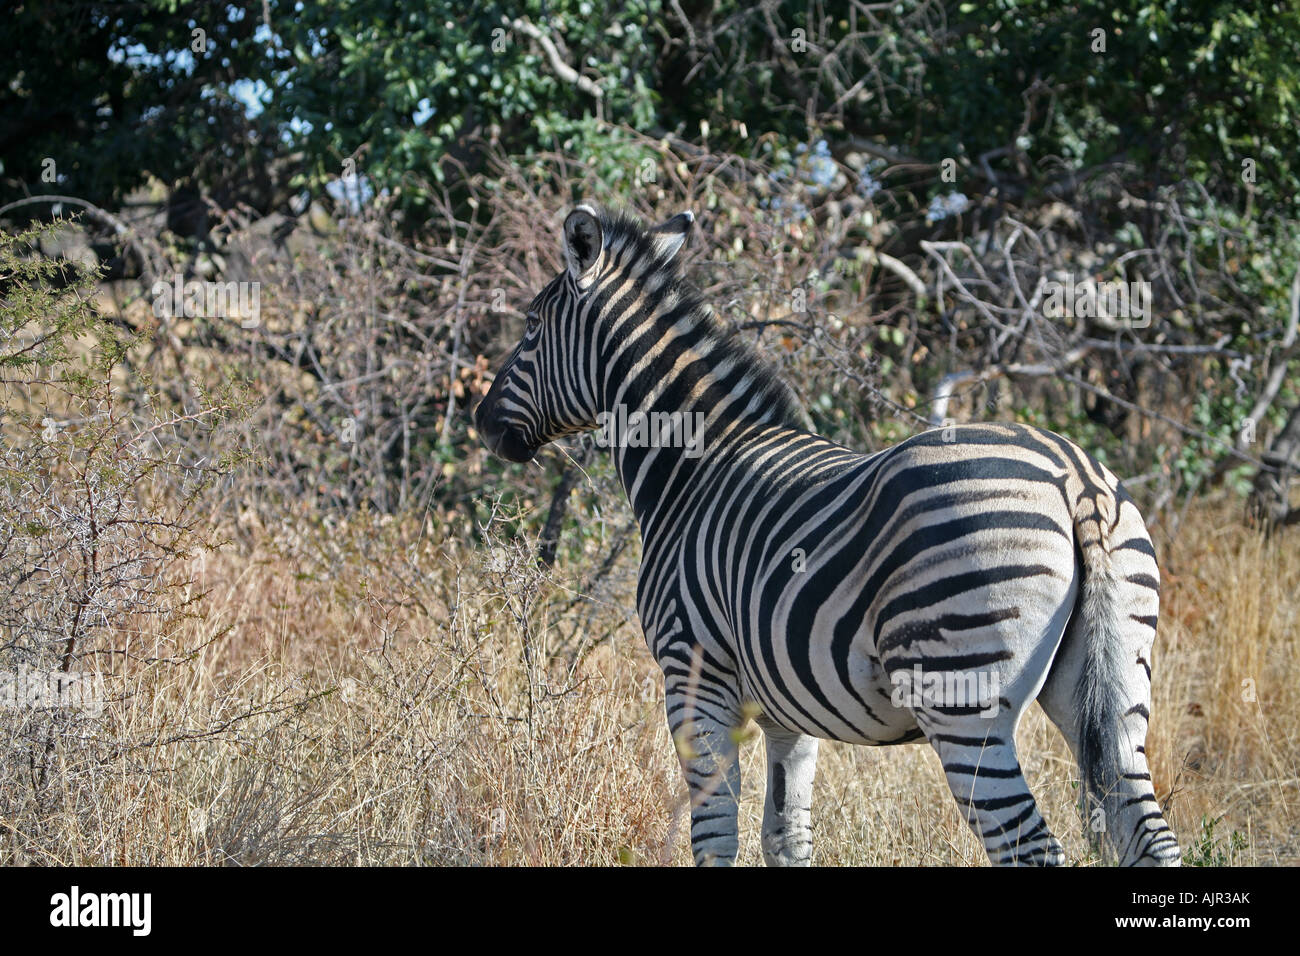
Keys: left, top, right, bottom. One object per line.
{"left": 474, "top": 401, "right": 538, "bottom": 463}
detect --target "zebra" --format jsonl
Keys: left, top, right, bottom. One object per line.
{"left": 474, "top": 203, "right": 1181, "bottom": 867}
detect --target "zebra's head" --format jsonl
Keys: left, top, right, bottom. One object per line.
{"left": 474, "top": 203, "right": 695, "bottom": 462}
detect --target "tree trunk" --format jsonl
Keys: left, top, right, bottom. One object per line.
{"left": 537, "top": 446, "right": 590, "bottom": 567}
{"left": 1248, "top": 400, "right": 1300, "bottom": 530}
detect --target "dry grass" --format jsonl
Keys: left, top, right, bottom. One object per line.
{"left": 4, "top": 495, "right": 1296, "bottom": 866}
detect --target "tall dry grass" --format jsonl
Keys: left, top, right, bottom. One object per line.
{"left": 3, "top": 493, "right": 1295, "bottom": 866}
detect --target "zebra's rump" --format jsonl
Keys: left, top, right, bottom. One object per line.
{"left": 686, "top": 422, "right": 1100, "bottom": 745}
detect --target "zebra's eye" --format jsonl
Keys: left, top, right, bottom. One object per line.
{"left": 525, "top": 311, "right": 541, "bottom": 334}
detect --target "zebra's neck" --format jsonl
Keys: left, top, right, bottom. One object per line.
{"left": 591, "top": 279, "right": 807, "bottom": 532}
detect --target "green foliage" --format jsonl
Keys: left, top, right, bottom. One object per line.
{"left": 6, "top": 1, "right": 1297, "bottom": 218}
{"left": 1, "top": 1, "right": 277, "bottom": 211}
{"left": 1183, "top": 814, "right": 1248, "bottom": 866}
{"left": 2, "top": 1, "right": 662, "bottom": 215}
{"left": 0, "top": 220, "right": 113, "bottom": 385}
{"left": 233, "top": 0, "right": 663, "bottom": 211}
{"left": 1, "top": 220, "right": 251, "bottom": 671}
{"left": 664, "top": 1, "right": 1300, "bottom": 212}
{"left": 937, "top": 1, "right": 1300, "bottom": 210}
{"left": 521, "top": 118, "right": 663, "bottom": 205}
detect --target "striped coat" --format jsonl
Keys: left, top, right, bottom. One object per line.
{"left": 475, "top": 204, "right": 1180, "bottom": 866}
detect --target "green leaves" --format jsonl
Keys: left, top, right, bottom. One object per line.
{"left": 4, "top": 0, "right": 1297, "bottom": 226}
{"left": 247, "top": 1, "right": 664, "bottom": 212}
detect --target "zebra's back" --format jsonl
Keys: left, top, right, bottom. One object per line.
{"left": 650, "top": 422, "right": 1098, "bottom": 746}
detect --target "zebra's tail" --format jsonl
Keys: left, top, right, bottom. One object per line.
{"left": 1068, "top": 481, "right": 1180, "bottom": 864}
{"left": 1073, "top": 522, "right": 1128, "bottom": 839}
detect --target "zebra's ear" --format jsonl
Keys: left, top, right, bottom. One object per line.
{"left": 563, "top": 205, "right": 604, "bottom": 289}
{"left": 649, "top": 210, "right": 694, "bottom": 262}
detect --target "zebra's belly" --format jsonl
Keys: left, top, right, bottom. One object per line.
{"left": 736, "top": 628, "right": 925, "bottom": 746}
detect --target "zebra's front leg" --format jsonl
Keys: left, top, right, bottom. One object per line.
{"left": 756, "top": 715, "right": 818, "bottom": 866}
{"left": 666, "top": 686, "right": 742, "bottom": 866}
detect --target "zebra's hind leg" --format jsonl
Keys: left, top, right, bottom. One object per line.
{"left": 666, "top": 685, "right": 743, "bottom": 866}
{"left": 1036, "top": 493, "right": 1181, "bottom": 867}
{"left": 755, "top": 715, "right": 818, "bottom": 866}
{"left": 1036, "top": 602, "right": 1182, "bottom": 866}
{"left": 921, "top": 717, "right": 1065, "bottom": 866}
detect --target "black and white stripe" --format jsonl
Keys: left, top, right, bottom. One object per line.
{"left": 475, "top": 204, "right": 1180, "bottom": 867}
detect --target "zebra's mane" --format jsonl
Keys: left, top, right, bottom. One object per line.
{"left": 595, "top": 206, "right": 811, "bottom": 432}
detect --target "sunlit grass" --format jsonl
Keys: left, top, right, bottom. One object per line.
{"left": 4, "top": 496, "right": 1294, "bottom": 865}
